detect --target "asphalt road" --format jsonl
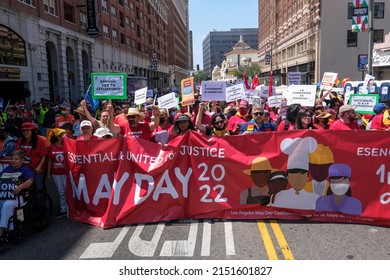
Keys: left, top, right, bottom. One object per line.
{"left": 1, "top": 180, "right": 389, "bottom": 260}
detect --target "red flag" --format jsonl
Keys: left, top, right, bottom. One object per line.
{"left": 251, "top": 74, "right": 259, "bottom": 90}
{"left": 243, "top": 73, "right": 250, "bottom": 89}
{"left": 268, "top": 71, "right": 273, "bottom": 97}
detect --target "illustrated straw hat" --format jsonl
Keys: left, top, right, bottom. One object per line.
{"left": 243, "top": 157, "right": 275, "bottom": 175}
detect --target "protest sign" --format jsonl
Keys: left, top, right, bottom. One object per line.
{"left": 134, "top": 87, "right": 148, "bottom": 105}
{"left": 267, "top": 95, "right": 284, "bottom": 108}
{"left": 349, "top": 94, "right": 379, "bottom": 114}
{"left": 181, "top": 77, "right": 195, "bottom": 106}
{"left": 287, "top": 72, "right": 301, "bottom": 85}
{"left": 226, "top": 83, "right": 245, "bottom": 102}
{"left": 321, "top": 72, "right": 338, "bottom": 90}
{"left": 285, "top": 85, "right": 317, "bottom": 107}
{"left": 157, "top": 92, "right": 178, "bottom": 109}
{"left": 91, "top": 73, "right": 127, "bottom": 99}
{"left": 201, "top": 81, "right": 226, "bottom": 101}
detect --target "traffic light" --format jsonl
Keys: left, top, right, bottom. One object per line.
{"left": 196, "top": 64, "right": 199, "bottom": 71}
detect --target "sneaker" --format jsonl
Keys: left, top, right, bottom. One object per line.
{"left": 54, "top": 212, "right": 67, "bottom": 219}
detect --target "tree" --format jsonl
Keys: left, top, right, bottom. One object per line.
{"left": 193, "top": 70, "right": 209, "bottom": 83}
{"left": 235, "top": 65, "right": 261, "bottom": 80}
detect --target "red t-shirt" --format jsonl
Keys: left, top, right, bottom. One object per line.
{"left": 49, "top": 144, "right": 66, "bottom": 175}
{"left": 227, "top": 114, "right": 251, "bottom": 132}
{"left": 55, "top": 115, "right": 75, "bottom": 128}
{"left": 76, "top": 135, "right": 99, "bottom": 140}
{"left": 277, "top": 120, "right": 295, "bottom": 131}
{"left": 16, "top": 137, "right": 48, "bottom": 170}
{"left": 370, "top": 114, "right": 390, "bottom": 130}
{"left": 120, "top": 122, "right": 152, "bottom": 140}
{"left": 329, "top": 119, "right": 361, "bottom": 130}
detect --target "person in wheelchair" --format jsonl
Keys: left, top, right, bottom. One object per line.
{"left": 0, "top": 150, "right": 35, "bottom": 240}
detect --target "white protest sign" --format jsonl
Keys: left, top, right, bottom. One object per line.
{"left": 349, "top": 94, "right": 379, "bottom": 114}
{"left": 286, "top": 85, "right": 317, "bottom": 107}
{"left": 226, "top": 83, "right": 245, "bottom": 102}
{"left": 361, "top": 74, "right": 376, "bottom": 94}
{"left": 288, "top": 72, "right": 301, "bottom": 85}
{"left": 267, "top": 95, "right": 284, "bottom": 108}
{"left": 157, "top": 92, "right": 178, "bottom": 109}
{"left": 134, "top": 87, "right": 148, "bottom": 105}
{"left": 201, "top": 81, "right": 226, "bottom": 101}
{"left": 321, "top": 72, "right": 338, "bottom": 90}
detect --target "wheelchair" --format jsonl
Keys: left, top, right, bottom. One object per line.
{"left": 3, "top": 186, "right": 53, "bottom": 245}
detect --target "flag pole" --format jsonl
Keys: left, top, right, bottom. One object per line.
{"left": 367, "top": 0, "right": 374, "bottom": 75}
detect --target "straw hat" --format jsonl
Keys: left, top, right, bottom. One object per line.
{"left": 243, "top": 157, "right": 275, "bottom": 175}
{"left": 127, "top": 107, "right": 145, "bottom": 118}
{"left": 74, "top": 106, "right": 86, "bottom": 116}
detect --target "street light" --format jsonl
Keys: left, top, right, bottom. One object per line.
{"left": 151, "top": 52, "right": 158, "bottom": 93}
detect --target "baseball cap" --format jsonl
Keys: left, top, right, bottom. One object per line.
{"left": 373, "top": 103, "right": 387, "bottom": 114}
{"left": 239, "top": 100, "right": 248, "bottom": 109}
{"left": 80, "top": 120, "right": 92, "bottom": 128}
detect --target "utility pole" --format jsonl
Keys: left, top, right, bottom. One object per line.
{"left": 367, "top": 0, "right": 374, "bottom": 75}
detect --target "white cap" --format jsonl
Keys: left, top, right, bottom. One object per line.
{"left": 80, "top": 120, "right": 92, "bottom": 128}
{"left": 93, "top": 127, "right": 113, "bottom": 138}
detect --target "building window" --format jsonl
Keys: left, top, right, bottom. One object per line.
{"left": 118, "top": 0, "right": 124, "bottom": 6}
{"left": 126, "top": 37, "right": 131, "bottom": 47}
{"left": 18, "top": 0, "right": 35, "bottom": 7}
{"left": 111, "top": 6, "right": 117, "bottom": 19}
{"left": 131, "top": 21, "right": 135, "bottom": 31}
{"left": 347, "top": 3, "right": 353, "bottom": 19}
{"left": 43, "top": 0, "right": 57, "bottom": 15}
{"left": 80, "top": 12, "right": 87, "bottom": 29}
{"left": 119, "top": 11, "right": 124, "bottom": 27}
{"left": 63, "top": 2, "right": 75, "bottom": 23}
{"left": 102, "top": 0, "right": 108, "bottom": 13}
{"left": 126, "top": 17, "right": 130, "bottom": 27}
{"left": 103, "top": 24, "right": 109, "bottom": 38}
{"left": 374, "top": 2, "right": 385, "bottom": 18}
{"left": 347, "top": 30, "right": 357, "bottom": 47}
{"left": 112, "top": 29, "right": 118, "bottom": 42}
{"left": 0, "top": 24, "right": 27, "bottom": 66}
{"left": 120, "top": 33, "right": 125, "bottom": 45}
{"left": 374, "top": 29, "right": 384, "bottom": 43}
{"left": 124, "top": 0, "right": 129, "bottom": 7}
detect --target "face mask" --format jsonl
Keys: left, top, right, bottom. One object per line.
{"left": 170, "top": 111, "right": 177, "bottom": 117}
{"left": 61, "top": 111, "right": 67, "bottom": 116}
{"left": 159, "top": 117, "right": 165, "bottom": 123}
{"left": 330, "top": 183, "right": 349, "bottom": 195}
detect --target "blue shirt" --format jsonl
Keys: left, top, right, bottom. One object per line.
{"left": 239, "top": 120, "right": 276, "bottom": 134}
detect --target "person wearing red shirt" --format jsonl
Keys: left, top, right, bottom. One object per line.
{"left": 16, "top": 122, "right": 48, "bottom": 190}
{"left": 151, "top": 109, "right": 174, "bottom": 144}
{"left": 76, "top": 120, "right": 99, "bottom": 140}
{"left": 329, "top": 105, "right": 361, "bottom": 130}
{"left": 369, "top": 103, "right": 390, "bottom": 130}
{"left": 227, "top": 100, "right": 251, "bottom": 135}
{"left": 108, "top": 106, "right": 160, "bottom": 140}
{"left": 47, "top": 128, "right": 68, "bottom": 218}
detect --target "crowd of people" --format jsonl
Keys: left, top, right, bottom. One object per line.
{"left": 0, "top": 87, "right": 389, "bottom": 239}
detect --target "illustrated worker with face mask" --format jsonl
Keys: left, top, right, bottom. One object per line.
{"left": 315, "top": 163, "right": 362, "bottom": 215}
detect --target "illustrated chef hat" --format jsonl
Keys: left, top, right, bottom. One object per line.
{"left": 280, "top": 137, "right": 318, "bottom": 171}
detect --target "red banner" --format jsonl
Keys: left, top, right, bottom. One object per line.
{"left": 62, "top": 130, "right": 390, "bottom": 228}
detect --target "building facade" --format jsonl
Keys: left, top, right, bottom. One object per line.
{"left": 0, "top": 0, "right": 176, "bottom": 106}
{"left": 166, "top": 0, "right": 189, "bottom": 88}
{"left": 203, "top": 28, "right": 258, "bottom": 77}
{"left": 258, "top": 0, "right": 390, "bottom": 85}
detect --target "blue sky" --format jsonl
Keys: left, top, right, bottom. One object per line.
{"left": 189, "top": 0, "right": 259, "bottom": 70}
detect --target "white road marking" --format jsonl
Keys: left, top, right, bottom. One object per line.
{"left": 224, "top": 221, "right": 236, "bottom": 255}
{"left": 201, "top": 219, "right": 211, "bottom": 256}
{"left": 128, "top": 223, "right": 165, "bottom": 257}
{"left": 79, "top": 226, "right": 130, "bottom": 259}
{"left": 159, "top": 220, "right": 198, "bottom": 256}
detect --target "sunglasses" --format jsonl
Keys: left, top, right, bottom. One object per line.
{"left": 177, "top": 120, "right": 188, "bottom": 124}
{"left": 214, "top": 120, "right": 224, "bottom": 125}
{"left": 127, "top": 115, "right": 137, "bottom": 119}
{"left": 253, "top": 112, "right": 264, "bottom": 116}
{"left": 102, "top": 135, "right": 112, "bottom": 139}
{"left": 302, "top": 114, "right": 312, "bottom": 118}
